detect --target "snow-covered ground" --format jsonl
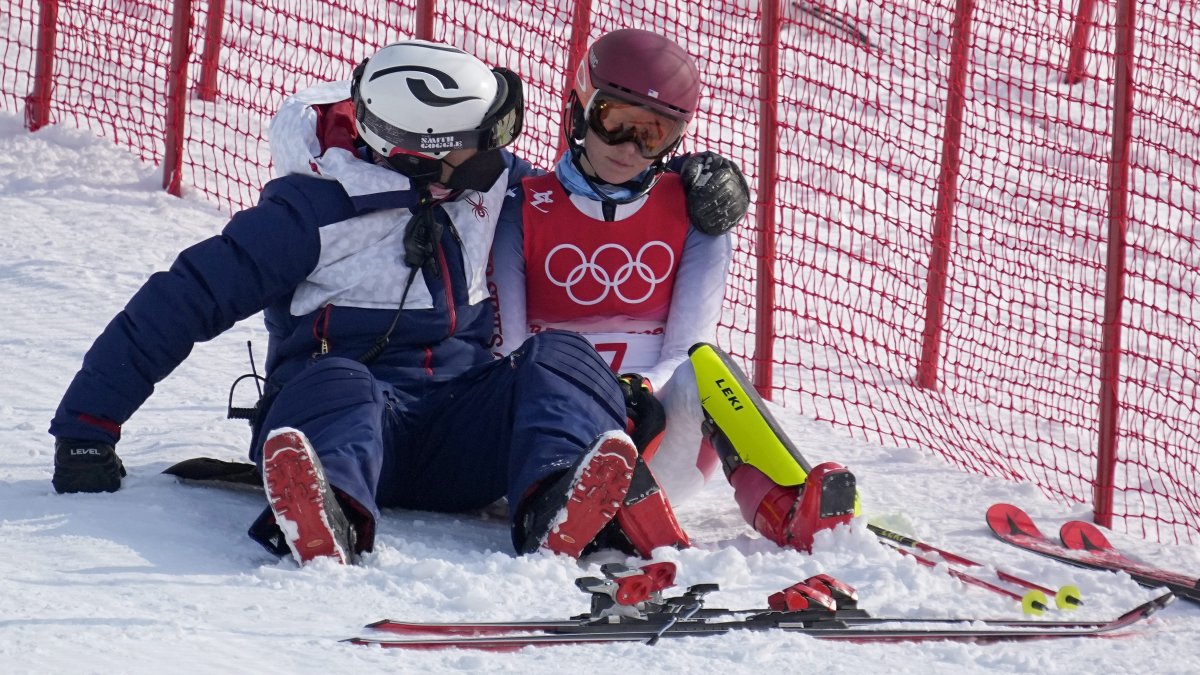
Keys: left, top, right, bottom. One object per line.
{"left": 1, "top": 116, "right": 1198, "bottom": 673}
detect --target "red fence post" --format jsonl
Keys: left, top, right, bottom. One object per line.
{"left": 563, "top": 0, "right": 593, "bottom": 100}
{"left": 556, "top": 0, "right": 593, "bottom": 157}
{"left": 916, "top": 0, "right": 975, "bottom": 390}
{"left": 162, "top": 0, "right": 194, "bottom": 195}
{"left": 24, "top": 0, "right": 60, "bottom": 131}
{"left": 752, "top": 0, "right": 782, "bottom": 399}
{"left": 552, "top": 0, "right": 590, "bottom": 154}
{"left": 1065, "top": 0, "right": 1100, "bottom": 84}
{"left": 1093, "top": 0, "right": 1136, "bottom": 529}
{"left": 415, "top": 0, "right": 436, "bottom": 40}
{"left": 195, "top": 0, "right": 227, "bottom": 102}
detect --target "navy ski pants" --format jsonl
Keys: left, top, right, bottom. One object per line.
{"left": 250, "top": 331, "right": 626, "bottom": 544}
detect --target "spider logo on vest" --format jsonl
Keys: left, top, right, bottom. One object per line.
{"left": 544, "top": 242, "right": 675, "bottom": 306}
{"left": 466, "top": 194, "right": 489, "bottom": 218}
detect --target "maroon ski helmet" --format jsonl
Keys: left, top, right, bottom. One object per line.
{"left": 572, "top": 29, "right": 701, "bottom": 124}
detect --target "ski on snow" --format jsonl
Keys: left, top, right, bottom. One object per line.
{"left": 363, "top": 601, "right": 1147, "bottom": 636}
{"left": 986, "top": 503, "right": 1200, "bottom": 604}
{"left": 347, "top": 594, "right": 1171, "bottom": 650}
{"left": 346, "top": 560, "right": 1173, "bottom": 650}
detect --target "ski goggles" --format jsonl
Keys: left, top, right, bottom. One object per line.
{"left": 585, "top": 93, "right": 688, "bottom": 159}
{"left": 355, "top": 67, "right": 524, "bottom": 161}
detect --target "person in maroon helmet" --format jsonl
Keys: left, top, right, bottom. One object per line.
{"left": 491, "top": 29, "right": 857, "bottom": 557}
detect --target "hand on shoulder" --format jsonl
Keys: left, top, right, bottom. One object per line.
{"left": 679, "top": 151, "right": 751, "bottom": 235}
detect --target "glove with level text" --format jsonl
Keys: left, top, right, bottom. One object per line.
{"left": 52, "top": 439, "right": 126, "bottom": 493}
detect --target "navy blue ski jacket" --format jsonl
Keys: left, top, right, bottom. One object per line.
{"left": 50, "top": 142, "right": 535, "bottom": 445}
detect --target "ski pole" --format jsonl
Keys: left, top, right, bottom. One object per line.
{"left": 881, "top": 541, "right": 1051, "bottom": 614}
{"left": 870, "top": 522, "right": 1082, "bottom": 610}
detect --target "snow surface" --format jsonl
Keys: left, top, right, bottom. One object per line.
{"left": 2, "top": 115, "right": 1199, "bottom": 674}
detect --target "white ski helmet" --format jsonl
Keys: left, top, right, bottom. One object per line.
{"left": 351, "top": 40, "right": 523, "bottom": 160}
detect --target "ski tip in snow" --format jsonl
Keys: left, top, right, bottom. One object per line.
{"left": 1059, "top": 520, "right": 1115, "bottom": 553}
{"left": 985, "top": 503, "right": 1046, "bottom": 540}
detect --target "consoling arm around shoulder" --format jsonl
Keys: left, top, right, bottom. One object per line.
{"left": 677, "top": 151, "right": 751, "bottom": 236}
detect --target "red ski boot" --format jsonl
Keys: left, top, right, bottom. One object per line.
{"left": 517, "top": 430, "right": 638, "bottom": 559}
{"left": 261, "top": 427, "right": 357, "bottom": 565}
{"left": 730, "top": 462, "right": 856, "bottom": 552}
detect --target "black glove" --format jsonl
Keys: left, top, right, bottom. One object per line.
{"left": 679, "top": 151, "right": 751, "bottom": 235}
{"left": 52, "top": 439, "right": 126, "bottom": 493}
{"left": 618, "top": 373, "right": 666, "bottom": 452}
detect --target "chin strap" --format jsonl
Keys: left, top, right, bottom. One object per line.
{"left": 568, "top": 146, "right": 668, "bottom": 206}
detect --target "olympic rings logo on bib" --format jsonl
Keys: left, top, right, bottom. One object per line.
{"left": 544, "top": 241, "right": 675, "bottom": 306}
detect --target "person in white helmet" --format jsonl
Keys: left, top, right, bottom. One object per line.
{"left": 50, "top": 41, "right": 644, "bottom": 566}
{"left": 239, "top": 35, "right": 758, "bottom": 563}
{"left": 491, "top": 29, "right": 857, "bottom": 557}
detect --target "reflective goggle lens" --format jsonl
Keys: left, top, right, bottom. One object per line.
{"left": 486, "top": 69, "right": 524, "bottom": 149}
{"left": 587, "top": 95, "right": 686, "bottom": 158}
{"left": 489, "top": 105, "right": 522, "bottom": 149}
